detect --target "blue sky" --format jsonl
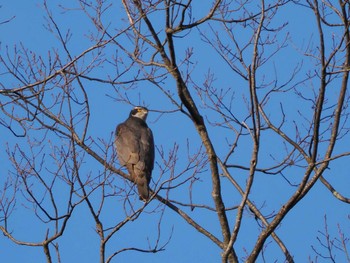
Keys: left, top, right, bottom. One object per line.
{"left": 1, "top": 1, "right": 350, "bottom": 262}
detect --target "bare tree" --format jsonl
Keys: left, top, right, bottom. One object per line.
{"left": 310, "top": 215, "right": 350, "bottom": 262}
{"left": 0, "top": 0, "right": 350, "bottom": 262}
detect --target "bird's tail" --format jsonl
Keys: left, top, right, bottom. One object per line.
{"left": 137, "top": 182, "right": 150, "bottom": 201}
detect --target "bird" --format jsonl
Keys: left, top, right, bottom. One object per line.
{"left": 115, "top": 106, "right": 155, "bottom": 201}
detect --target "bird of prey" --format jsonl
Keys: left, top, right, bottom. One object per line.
{"left": 115, "top": 106, "right": 155, "bottom": 201}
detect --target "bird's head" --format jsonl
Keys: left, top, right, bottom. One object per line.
{"left": 130, "top": 106, "right": 149, "bottom": 121}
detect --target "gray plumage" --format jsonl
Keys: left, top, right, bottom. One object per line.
{"left": 115, "top": 106, "right": 155, "bottom": 201}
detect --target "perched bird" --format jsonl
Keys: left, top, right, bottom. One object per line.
{"left": 115, "top": 106, "right": 155, "bottom": 201}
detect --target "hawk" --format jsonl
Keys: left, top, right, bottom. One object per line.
{"left": 115, "top": 106, "right": 155, "bottom": 201}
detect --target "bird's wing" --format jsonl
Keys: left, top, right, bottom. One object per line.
{"left": 141, "top": 127, "right": 155, "bottom": 171}
{"left": 134, "top": 126, "right": 154, "bottom": 200}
